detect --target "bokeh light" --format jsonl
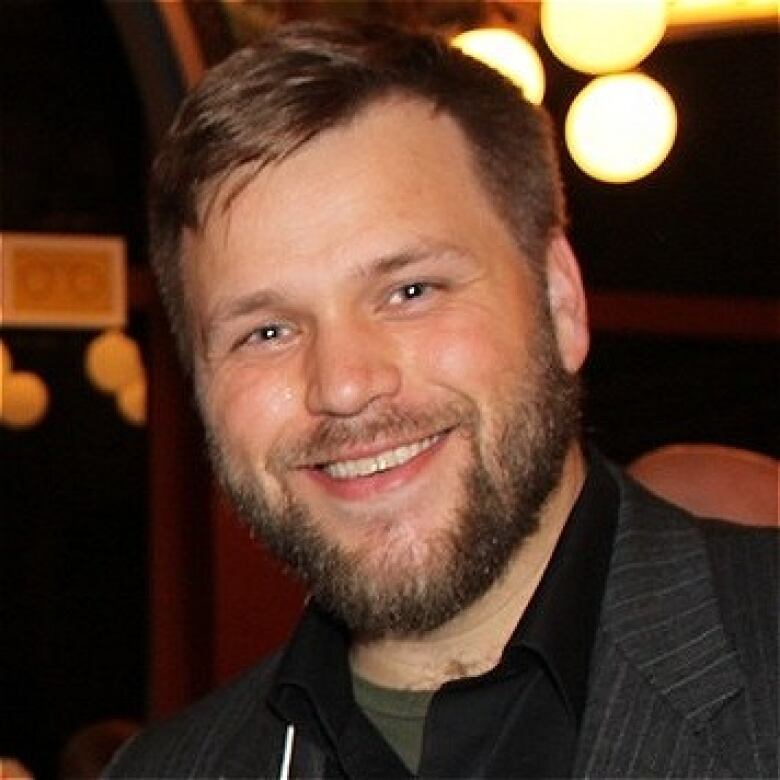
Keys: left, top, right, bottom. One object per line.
{"left": 1, "top": 370, "right": 50, "bottom": 429}
{"left": 565, "top": 73, "right": 677, "bottom": 183}
{"left": 116, "top": 377, "right": 147, "bottom": 427}
{"left": 541, "top": 0, "right": 667, "bottom": 75}
{"left": 85, "top": 330, "right": 143, "bottom": 394}
{"left": 452, "top": 28, "right": 545, "bottom": 104}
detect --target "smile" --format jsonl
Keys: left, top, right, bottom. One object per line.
{"left": 321, "top": 434, "right": 442, "bottom": 480}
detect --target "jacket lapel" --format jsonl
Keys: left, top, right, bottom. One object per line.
{"left": 576, "top": 472, "right": 753, "bottom": 777}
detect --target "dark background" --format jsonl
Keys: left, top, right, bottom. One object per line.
{"left": 1, "top": 1, "right": 776, "bottom": 777}
{"left": 1, "top": 3, "right": 148, "bottom": 777}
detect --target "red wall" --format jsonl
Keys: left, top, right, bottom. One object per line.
{"left": 212, "top": 493, "right": 306, "bottom": 682}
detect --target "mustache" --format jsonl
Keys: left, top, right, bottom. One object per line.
{"left": 270, "top": 402, "right": 474, "bottom": 468}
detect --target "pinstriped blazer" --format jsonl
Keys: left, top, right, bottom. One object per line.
{"left": 105, "top": 468, "right": 778, "bottom": 778}
{"left": 573, "top": 471, "right": 778, "bottom": 778}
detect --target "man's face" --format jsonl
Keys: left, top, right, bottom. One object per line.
{"left": 186, "top": 98, "right": 585, "bottom": 638}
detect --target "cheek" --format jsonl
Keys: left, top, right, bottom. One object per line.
{"left": 415, "top": 316, "right": 531, "bottom": 399}
{"left": 205, "top": 365, "right": 299, "bottom": 463}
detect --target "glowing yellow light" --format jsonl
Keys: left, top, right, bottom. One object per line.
{"left": 116, "top": 377, "right": 147, "bottom": 427}
{"left": 541, "top": 0, "right": 667, "bottom": 74}
{"left": 452, "top": 28, "right": 546, "bottom": 104}
{"left": 0, "top": 340, "right": 12, "bottom": 375}
{"left": 667, "top": 0, "right": 778, "bottom": 27}
{"left": 565, "top": 73, "right": 677, "bottom": 183}
{"left": 85, "top": 330, "right": 142, "bottom": 394}
{"left": 1, "top": 371, "right": 49, "bottom": 429}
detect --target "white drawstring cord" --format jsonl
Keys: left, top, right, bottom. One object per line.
{"left": 278, "top": 724, "right": 295, "bottom": 780}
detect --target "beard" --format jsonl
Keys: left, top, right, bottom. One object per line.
{"left": 206, "top": 307, "right": 581, "bottom": 640}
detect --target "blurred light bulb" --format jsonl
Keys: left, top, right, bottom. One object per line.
{"left": 116, "top": 376, "right": 147, "bottom": 427}
{"left": 452, "top": 28, "right": 546, "bottom": 104}
{"left": 85, "top": 330, "right": 142, "bottom": 394}
{"left": 565, "top": 73, "right": 677, "bottom": 183}
{"left": 541, "top": 0, "right": 666, "bottom": 74}
{"left": 1, "top": 371, "right": 49, "bottom": 429}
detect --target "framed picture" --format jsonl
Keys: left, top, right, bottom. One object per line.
{"left": 0, "top": 232, "right": 126, "bottom": 329}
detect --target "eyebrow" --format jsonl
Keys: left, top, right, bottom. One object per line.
{"left": 353, "top": 243, "right": 461, "bottom": 279}
{"left": 206, "top": 289, "right": 283, "bottom": 333}
{"left": 201, "top": 288, "right": 283, "bottom": 354}
{"left": 202, "top": 241, "right": 467, "bottom": 344}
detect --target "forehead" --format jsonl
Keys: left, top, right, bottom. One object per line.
{"left": 184, "top": 96, "right": 524, "bottom": 299}
{"left": 195, "top": 99, "right": 489, "bottom": 226}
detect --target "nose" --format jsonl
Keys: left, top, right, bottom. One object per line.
{"left": 304, "top": 323, "right": 402, "bottom": 417}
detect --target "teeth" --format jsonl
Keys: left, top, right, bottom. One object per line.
{"left": 323, "top": 434, "right": 440, "bottom": 480}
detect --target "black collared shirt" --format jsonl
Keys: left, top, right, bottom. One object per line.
{"left": 269, "top": 451, "right": 620, "bottom": 778}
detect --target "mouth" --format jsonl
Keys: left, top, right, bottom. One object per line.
{"left": 319, "top": 433, "right": 443, "bottom": 480}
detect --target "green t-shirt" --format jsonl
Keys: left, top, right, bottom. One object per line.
{"left": 352, "top": 673, "right": 435, "bottom": 774}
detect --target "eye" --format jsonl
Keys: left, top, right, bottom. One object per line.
{"left": 238, "top": 322, "right": 292, "bottom": 349}
{"left": 389, "top": 281, "right": 432, "bottom": 304}
{"left": 401, "top": 282, "right": 428, "bottom": 299}
{"left": 255, "top": 325, "right": 284, "bottom": 341}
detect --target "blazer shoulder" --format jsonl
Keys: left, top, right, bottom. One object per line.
{"left": 578, "top": 462, "right": 778, "bottom": 777}
{"left": 695, "top": 513, "right": 778, "bottom": 662}
{"left": 610, "top": 463, "right": 778, "bottom": 631}
{"left": 613, "top": 461, "right": 778, "bottom": 700}
{"left": 695, "top": 511, "right": 779, "bottom": 582}
{"left": 612, "top": 460, "right": 778, "bottom": 585}
{"left": 610, "top": 460, "right": 777, "bottom": 543}
{"left": 105, "top": 652, "right": 285, "bottom": 778}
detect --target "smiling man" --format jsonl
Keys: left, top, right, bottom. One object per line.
{"left": 107, "top": 21, "right": 777, "bottom": 780}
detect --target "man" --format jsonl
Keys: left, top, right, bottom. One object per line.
{"left": 107, "top": 21, "right": 777, "bottom": 779}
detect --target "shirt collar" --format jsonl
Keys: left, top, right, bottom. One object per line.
{"left": 269, "top": 447, "right": 620, "bottom": 733}
{"left": 271, "top": 601, "right": 354, "bottom": 745}
{"left": 508, "top": 448, "right": 620, "bottom": 723}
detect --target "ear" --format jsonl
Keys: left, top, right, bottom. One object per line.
{"left": 545, "top": 233, "right": 589, "bottom": 373}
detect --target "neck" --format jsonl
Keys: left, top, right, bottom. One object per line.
{"left": 349, "top": 443, "right": 587, "bottom": 690}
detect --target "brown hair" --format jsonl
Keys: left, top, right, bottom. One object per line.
{"left": 150, "top": 20, "right": 565, "bottom": 370}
